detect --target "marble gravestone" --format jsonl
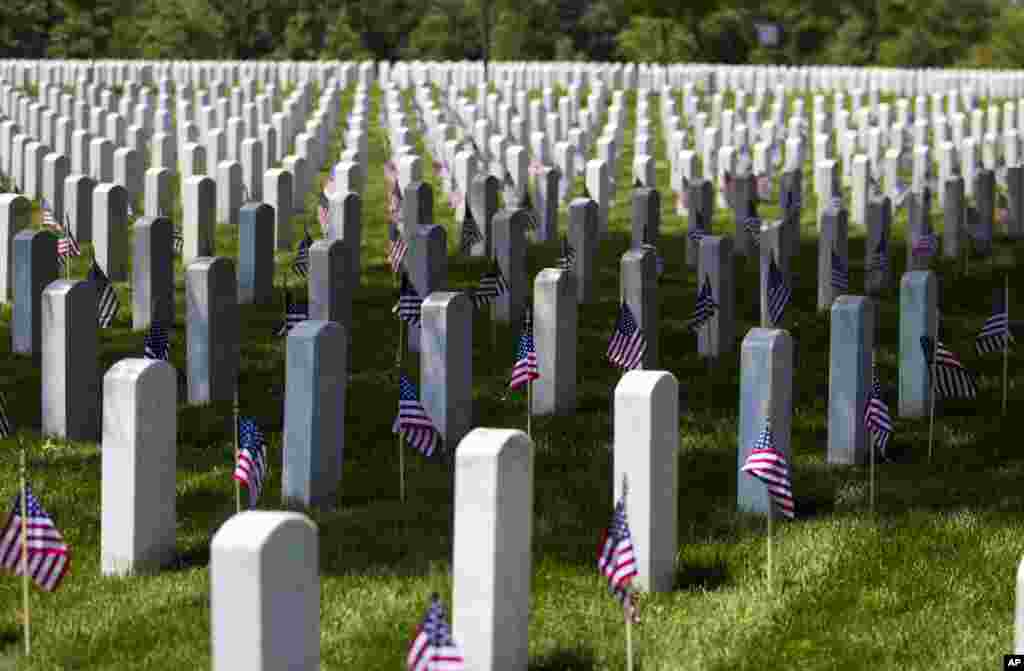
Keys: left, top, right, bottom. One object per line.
{"left": 737, "top": 328, "right": 793, "bottom": 515}
{"left": 101, "top": 359, "right": 177, "bottom": 576}
{"left": 12, "top": 230, "right": 57, "bottom": 357}
{"left": 211, "top": 512, "right": 319, "bottom": 671}
{"left": 613, "top": 371, "right": 679, "bottom": 592}
{"left": 827, "top": 296, "right": 874, "bottom": 465}
{"left": 420, "top": 292, "right": 473, "bottom": 448}
{"left": 132, "top": 216, "right": 175, "bottom": 330}
{"left": 532, "top": 268, "right": 576, "bottom": 416}
{"left": 283, "top": 320, "right": 347, "bottom": 509}
{"left": 898, "top": 271, "right": 938, "bottom": 418}
{"left": 186, "top": 257, "right": 239, "bottom": 405}
{"left": 42, "top": 280, "right": 100, "bottom": 441}
{"left": 453, "top": 429, "right": 533, "bottom": 671}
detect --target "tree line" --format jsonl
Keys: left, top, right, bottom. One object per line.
{"left": 1, "top": 0, "right": 1021, "bottom": 69}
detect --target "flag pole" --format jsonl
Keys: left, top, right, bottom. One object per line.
{"left": 527, "top": 380, "right": 532, "bottom": 438}
{"left": 766, "top": 501, "right": 774, "bottom": 593}
{"left": 927, "top": 338, "right": 938, "bottom": 463}
{"left": 233, "top": 388, "right": 240, "bottom": 513}
{"left": 1003, "top": 273, "right": 1009, "bottom": 417}
{"left": 398, "top": 323, "right": 406, "bottom": 504}
{"left": 625, "top": 597, "right": 633, "bottom": 671}
{"left": 18, "top": 436, "right": 30, "bottom": 656}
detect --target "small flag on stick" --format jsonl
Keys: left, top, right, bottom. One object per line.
{"left": 406, "top": 594, "right": 465, "bottom": 671}
{"left": 0, "top": 486, "right": 71, "bottom": 592}
{"left": 233, "top": 418, "right": 268, "bottom": 509}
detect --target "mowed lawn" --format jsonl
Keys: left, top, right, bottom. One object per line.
{"left": 1, "top": 81, "right": 1023, "bottom": 670}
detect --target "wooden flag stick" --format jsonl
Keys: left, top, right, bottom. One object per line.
{"left": 766, "top": 502, "right": 774, "bottom": 593}
{"left": 18, "top": 436, "right": 30, "bottom": 656}
{"left": 1003, "top": 273, "right": 1010, "bottom": 417}
{"left": 625, "top": 599, "right": 634, "bottom": 671}
{"left": 527, "top": 380, "right": 532, "bottom": 438}
{"left": 927, "top": 339, "right": 938, "bottom": 463}
{"left": 870, "top": 351, "right": 876, "bottom": 515}
{"left": 233, "top": 389, "right": 241, "bottom": 513}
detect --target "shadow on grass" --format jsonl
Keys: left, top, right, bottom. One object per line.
{"left": 529, "top": 647, "right": 597, "bottom": 671}
{"left": 674, "top": 557, "right": 730, "bottom": 592}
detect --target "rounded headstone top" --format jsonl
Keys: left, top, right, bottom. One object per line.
{"left": 288, "top": 319, "right": 344, "bottom": 341}
{"left": 455, "top": 428, "right": 532, "bottom": 461}
{"left": 104, "top": 357, "right": 176, "bottom": 387}
{"left": 211, "top": 511, "right": 318, "bottom": 554}
{"left": 615, "top": 370, "right": 678, "bottom": 399}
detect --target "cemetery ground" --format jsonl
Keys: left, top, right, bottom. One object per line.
{"left": 1, "top": 85, "right": 1024, "bottom": 670}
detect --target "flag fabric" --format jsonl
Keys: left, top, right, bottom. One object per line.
{"left": 233, "top": 418, "right": 268, "bottom": 509}
{"left": 459, "top": 201, "right": 482, "bottom": 255}
{"left": 976, "top": 293, "right": 1014, "bottom": 355}
{"left": 597, "top": 497, "right": 640, "bottom": 621}
{"left": 392, "top": 372, "right": 441, "bottom": 458}
{"left": 740, "top": 421, "right": 795, "bottom": 519}
{"left": 318, "top": 189, "right": 330, "bottom": 234}
{"left": 766, "top": 253, "right": 791, "bottom": 327}
{"left": 831, "top": 249, "right": 849, "bottom": 293}
{"left": 407, "top": 594, "right": 465, "bottom": 671}
{"left": 388, "top": 236, "right": 408, "bottom": 274}
{"left": 920, "top": 336, "right": 978, "bottom": 400}
{"left": 41, "top": 198, "right": 59, "bottom": 230}
{"left": 172, "top": 227, "right": 184, "bottom": 255}
{"left": 393, "top": 272, "right": 423, "bottom": 326}
{"left": 607, "top": 302, "right": 646, "bottom": 371}
{"left": 0, "top": 391, "right": 11, "bottom": 439}
{"left": 472, "top": 263, "right": 508, "bottom": 309}
{"left": 143, "top": 321, "right": 170, "bottom": 360}
{"left": 911, "top": 231, "right": 938, "bottom": 258}
{"left": 509, "top": 311, "right": 539, "bottom": 390}
{"left": 274, "top": 293, "right": 308, "bottom": 336}
{"left": 389, "top": 180, "right": 404, "bottom": 226}
{"left": 687, "top": 274, "right": 719, "bottom": 333}
{"left": 88, "top": 260, "right": 120, "bottom": 328}
{"left": 867, "top": 232, "right": 889, "bottom": 275}
{"left": 292, "top": 230, "right": 313, "bottom": 278}
{"left": 864, "top": 370, "right": 893, "bottom": 459}
{"left": 57, "top": 218, "right": 81, "bottom": 264}
{"left": 556, "top": 235, "right": 576, "bottom": 272}
{"left": 0, "top": 486, "right": 70, "bottom": 592}
{"left": 744, "top": 215, "right": 762, "bottom": 248}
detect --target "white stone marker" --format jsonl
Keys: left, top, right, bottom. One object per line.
{"left": 898, "top": 270, "right": 938, "bottom": 419}
{"left": 101, "top": 358, "right": 177, "bottom": 576}
{"left": 613, "top": 370, "right": 679, "bottom": 592}
{"left": 211, "top": 511, "right": 319, "bottom": 671}
{"left": 453, "top": 428, "right": 533, "bottom": 671}
{"left": 827, "top": 296, "right": 874, "bottom": 465}
{"left": 532, "top": 268, "right": 577, "bottom": 416}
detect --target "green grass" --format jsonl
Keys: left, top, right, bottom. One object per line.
{"left": 1, "top": 84, "right": 1024, "bottom": 670}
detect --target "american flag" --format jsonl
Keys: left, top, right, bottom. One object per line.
{"left": 516, "top": 187, "right": 538, "bottom": 230}
{"left": 831, "top": 249, "right": 849, "bottom": 293}
{"left": 392, "top": 372, "right": 441, "bottom": 458}
{"left": 318, "top": 189, "right": 330, "bottom": 235}
{"left": 459, "top": 201, "right": 482, "bottom": 255}
{"left": 740, "top": 421, "right": 795, "bottom": 519}
{"left": 57, "top": 216, "right": 81, "bottom": 265}
{"left": 911, "top": 230, "right": 938, "bottom": 258}
{"left": 292, "top": 230, "right": 313, "bottom": 278}
{"left": 172, "top": 226, "right": 184, "bottom": 255}
{"left": 828, "top": 195, "right": 843, "bottom": 213}
{"left": 976, "top": 291, "right": 1013, "bottom": 355}
{"left": 388, "top": 236, "right": 408, "bottom": 274}
{"left": 607, "top": 302, "right": 646, "bottom": 371}
{"left": 233, "top": 417, "right": 268, "bottom": 509}
{"left": 472, "top": 262, "right": 508, "bottom": 309}
{"left": 744, "top": 215, "right": 762, "bottom": 249}
{"left": 867, "top": 232, "right": 889, "bottom": 275}
{"left": 274, "top": 292, "right": 308, "bottom": 336}
{"left": 0, "top": 391, "right": 11, "bottom": 439}
{"left": 766, "top": 253, "right": 791, "bottom": 327}
{"left": 597, "top": 497, "right": 639, "bottom": 622}
{"left": 687, "top": 274, "right": 718, "bottom": 333}
{"left": 556, "top": 235, "right": 576, "bottom": 272}
{"left": 88, "top": 260, "right": 120, "bottom": 328}
{"left": 864, "top": 369, "right": 893, "bottom": 459}
{"left": 393, "top": 272, "right": 422, "bottom": 326}
{"left": 687, "top": 210, "right": 707, "bottom": 244}
{"left": 920, "top": 336, "right": 978, "bottom": 400}
{"left": 407, "top": 594, "right": 465, "bottom": 671}
{"left": 781, "top": 187, "right": 802, "bottom": 213}
{"left": 509, "top": 310, "right": 539, "bottom": 390}
{"left": 143, "top": 321, "right": 170, "bottom": 360}
{"left": 0, "top": 486, "right": 70, "bottom": 592}
{"left": 40, "top": 198, "right": 59, "bottom": 230}
{"left": 389, "top": 180, "right": 404, "bottom": 227}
